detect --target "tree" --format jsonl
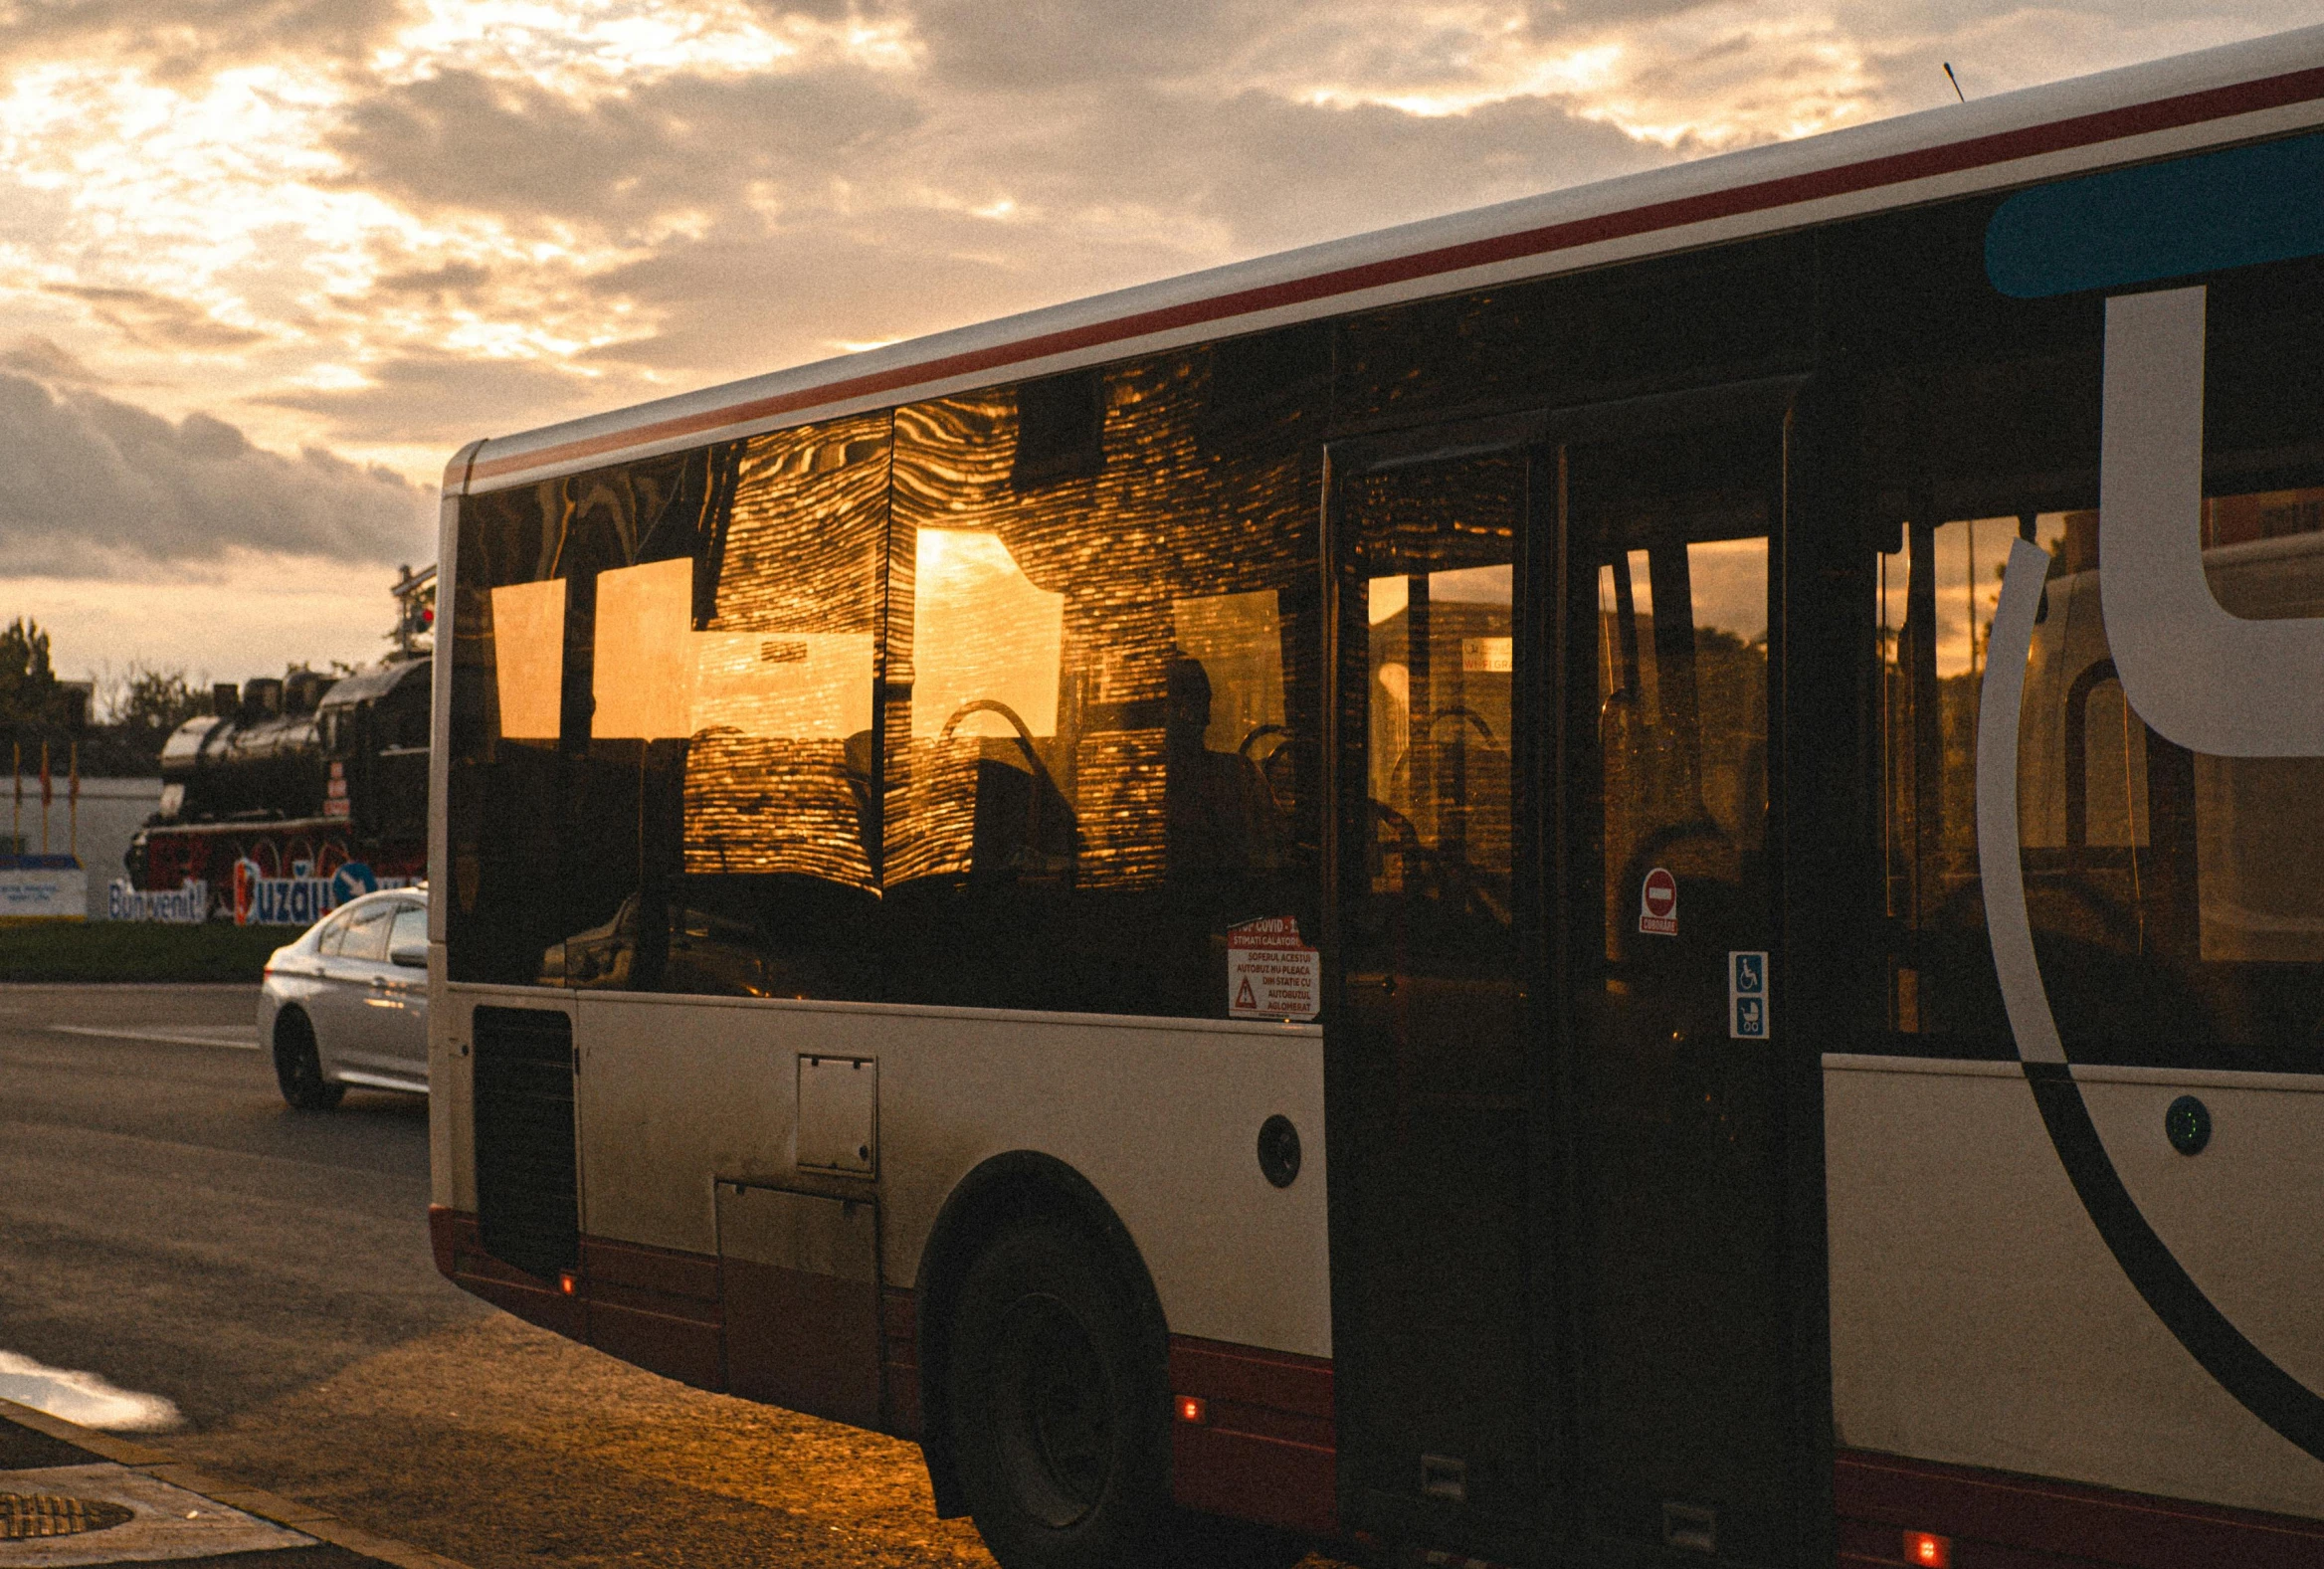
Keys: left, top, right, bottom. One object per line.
{"left": 109, "top": 666, "right": 212, "bottom": 752}
{"left": 0, "top": 618, "right": 76, "bottom": 732}
{"left": 4, "top": 631, "right": 217, "bottom": 775}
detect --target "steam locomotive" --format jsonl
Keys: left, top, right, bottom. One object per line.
{"left": 127, "top": 656, "right": 430, "bottom": 908}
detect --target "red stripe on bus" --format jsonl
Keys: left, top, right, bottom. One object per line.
{"left": 467, "top": 63, "right": 2324, "bottom": 487}
{"left": 1837, "top": 1448, "right": 2324, "bottom": 1569}
{"left": 431, "top": 1205, "right": 588, "bottom": 1339}
{"left": 1168, "top": 1334, "right": 1337, "bottom": 1535}
{"left": 579, "top": 1235, "right": 726, "bottom": 1391}
{"left": 432, "top": 1208, "right": 2324, "bottom": 1558}
{"left": 879, "top": 1285, "right": 921, "bottom": 1438}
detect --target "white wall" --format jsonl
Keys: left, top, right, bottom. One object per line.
{"left": 4, "top": 774, "right": 161, "bottom": 914}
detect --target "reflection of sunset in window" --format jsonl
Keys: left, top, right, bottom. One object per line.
{"left": 692, "top": 631, "right": 872, "bottom": 738}
{"left": 593, "top": 558, "right": 695, "bottom": 738}
{"left": 490, "top": 578, "right": 565, "bottom": 740}
{"left": 912, "top": 529, "right": 1063, "bottom": 737}
{"left": 592, "top": 556, "right": 873, "bottom": 740}
{"left": 680, "top": 419, "right": 885, "bottom": 888}
{"left": 451, "top": 338, "right": 1329, "bottom": 1011}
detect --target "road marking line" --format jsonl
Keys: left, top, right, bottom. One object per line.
{"left": 0, "top": 1352, "right": 180, "bottom": 1434}
{"left": 48, "top": 1026, "right": 261, "bottom": 1053}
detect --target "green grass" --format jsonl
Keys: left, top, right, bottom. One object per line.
{"left": 0, "top": 921, "right": 293, "bottom": 984}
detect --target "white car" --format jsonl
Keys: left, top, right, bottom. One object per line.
{"left": 258, "top": 887, "right": 430, "bottom": 1108}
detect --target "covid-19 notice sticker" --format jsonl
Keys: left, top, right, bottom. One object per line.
{"left": 1639, "top": 867, "right": 1678, "bottom": 936}
{"left": 1228, "top": 916, "right": 1320, "bottom": 1021}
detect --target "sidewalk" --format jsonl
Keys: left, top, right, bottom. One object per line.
{"left": 0, "top": 1397, "right": 466, "bottom": 1569}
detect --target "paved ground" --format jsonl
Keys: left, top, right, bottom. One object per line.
{"left": 0, "top": 1397, "right": 455, "bottom": 1568}
{"left": 0, "top": 983, "right": 999, "bottom": 1569}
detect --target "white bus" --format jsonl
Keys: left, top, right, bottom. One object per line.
{"left": 422, "top": 27, "right": 2324, "bottom": 1569}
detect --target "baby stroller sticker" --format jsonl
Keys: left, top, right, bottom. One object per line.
{"left": 1729, "top": 950, "right": 1768, "bottom": 1039}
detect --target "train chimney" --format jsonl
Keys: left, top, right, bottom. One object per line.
{"left": 212, "top": 683, "right": 239, "bottom": 715}
{"left": 285, "top": 668, "right": 328, "bottom": 713}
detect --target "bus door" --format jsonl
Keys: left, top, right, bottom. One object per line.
{"left": 1551, "top": 385, "right": 1828, "bottom": 1567}
{"left": 1326, "top": 389, "right": 1832, "bottom": 1568}
{"left": 1326, "top": 413, "right": 1552, "bottom": 1562}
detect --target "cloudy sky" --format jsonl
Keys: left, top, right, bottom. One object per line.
{"left": 4, "top": 0, "right": 2321, "bottom": 691}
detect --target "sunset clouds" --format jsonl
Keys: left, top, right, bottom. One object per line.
{"left": 2, "top": 0, "right": 2318, "bottom": 679}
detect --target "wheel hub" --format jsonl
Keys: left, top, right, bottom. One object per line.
{"left": 993, "top": 1293, "right": 1113, "bottom": 1527}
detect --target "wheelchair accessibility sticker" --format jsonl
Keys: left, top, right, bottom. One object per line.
{"left": 1729, "top": 950, "right": 1768, "bottom": 1040}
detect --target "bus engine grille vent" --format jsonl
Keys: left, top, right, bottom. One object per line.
{"left": 472, "top": 1006, "right": 579, "bottom": 1282}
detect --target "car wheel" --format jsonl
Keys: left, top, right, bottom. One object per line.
{"left": 273, "top": 1009, "right": 343, "bottom": 1111}
{"left": 946, "top": 1218, "right": 1172, "bottom": 1569}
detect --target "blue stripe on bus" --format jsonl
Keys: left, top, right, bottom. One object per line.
{"left": 1986, "top": 130, "right": 2324, "bottom": 298}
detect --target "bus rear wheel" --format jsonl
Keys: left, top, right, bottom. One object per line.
{"left": 272, "top": 1010, "right": 343, "bottom": 1111}
{"left": 946, "top": 1219, "right": 1171, "bottom": 1569}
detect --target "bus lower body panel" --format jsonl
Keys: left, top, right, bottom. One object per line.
{"left": 430, "top": 1202, "right": 2324, "bottom": 1565}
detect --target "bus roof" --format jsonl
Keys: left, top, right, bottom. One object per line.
{"left": 454, "top": 24, "right": 2324, "bottom": 496}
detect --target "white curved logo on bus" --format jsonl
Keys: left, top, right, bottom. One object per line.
{"left": 2100, "top": 287, "right": 2324, "bottom": 756}
{"left": 1980, "top": 284, "right": 2324, "bottom": 1458}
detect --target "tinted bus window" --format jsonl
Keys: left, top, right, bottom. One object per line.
{"left": 447, "top": 446, "right": 736, "bottom": 986}
{"left": 1877, "top": 512, "right": 2029, "bottom": 1040}
{"left": 1872, "top": 304, "right": 2324, "bottom": 1070}
{"left": 881, "top": 342, "right": 1324, "bottom": 1017}
{"left": 451, "top": 339, "right": 1323, "bottom": 1016}
{"left": 450, "top": 423, "right": 886, "bottom": 996}
{"left": 653, "top": 414, "right": 889, "bottom": 998}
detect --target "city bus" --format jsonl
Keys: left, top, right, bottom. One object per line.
{"left": 422, "top": 26, "right": 2324, "bottom": 1569}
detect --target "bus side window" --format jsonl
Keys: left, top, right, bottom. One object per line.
{"left": 1879, "top": 494, "right": 2324, "bottom": 1064}
{"left": 880, "top": 339, "right": 1323, "bottom": 1019}
{"left": 1877, "top": 514, "right": 2011, "bottom": 1041}
{"left": 662, "top": 413, "right": 890, "bottom": 1000}
{"left": 2068, "top": 485, "right": 2324, "bottom": 1060}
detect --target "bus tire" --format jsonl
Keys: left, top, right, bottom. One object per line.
{"left": 273, "top": 1010, "right": 343, "bottom": 1111}
{"left": 946, "top": 1217, "right": 1171, "bottom": 1569}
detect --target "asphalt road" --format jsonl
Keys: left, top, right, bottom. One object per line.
{"left": 0, "top": 984, "right": 466, "bottom": 1427}
{"left": 0, "top": 983, "right": 999, "bottom": 1569}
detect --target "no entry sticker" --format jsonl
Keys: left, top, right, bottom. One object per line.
{"left": 1640, "top": 867, "right": 1677, "bottom": 936}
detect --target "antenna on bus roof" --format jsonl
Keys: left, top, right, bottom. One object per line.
{"left": 1943, "top": 62, "right": 1967, "bottom": 101}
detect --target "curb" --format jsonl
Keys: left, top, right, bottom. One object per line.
{"left": 0, "top": 1395, "right": 471, "bottom": 1569}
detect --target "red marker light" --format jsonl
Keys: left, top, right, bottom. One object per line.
{"left": 1175, "top": 1396, "right": 1206, "bottom": 1424}
{"left": 558, "top": 1272, "right": 578, "bottom": 1296}
{"left": 1903, "top": 1531, "right": 1950, "bottom": 1568}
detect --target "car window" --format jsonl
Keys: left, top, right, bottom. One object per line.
{"left": 315, "top": 909, "right": 353, "bottom": 956}
{"left": 388, "top": 904, "right": 427, "bottom": 955}
{"left": 338, "top": 902, "right": 395, "bottom": 963}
